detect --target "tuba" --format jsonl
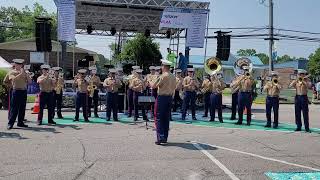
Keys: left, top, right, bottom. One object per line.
{"left": 233, "top": 57, "right": 253, "bottom": 76}
{"left": 204, "top": 57, "right": 222, "bottom": 76}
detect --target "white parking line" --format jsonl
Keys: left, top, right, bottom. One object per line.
{"left": 191, "top": 142, "right": 240, "bottom": 180}
{"left": 192, "top": 141, "right": 320, "bottom": 172}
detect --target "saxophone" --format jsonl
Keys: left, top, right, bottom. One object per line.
{"left": 55, "top": 78, "right": 63, "bottom": 95}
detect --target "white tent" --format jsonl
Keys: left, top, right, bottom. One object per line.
{"left": 0, "top": 56, "right": 12, "bottom": 69}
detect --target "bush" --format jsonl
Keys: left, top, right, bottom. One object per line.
{"left": 0, "top": 69, "right": 9, "bottom": 109}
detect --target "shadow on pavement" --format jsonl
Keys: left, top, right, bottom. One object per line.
{"left": 0, "top": 132, "right": 28, "bottom": 140}
{"left": 164, "top": 142, "right": 217, "bottom": 151}
{"left": 16, "top": 126, "right": 61, "bottom": 134}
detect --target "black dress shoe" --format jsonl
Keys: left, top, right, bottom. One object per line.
{"left": 235, "top": 122, "right": 242, "bottom": 125}
{"left": 246, "top": 123, "right": 251, "bottom": 126}
{"left": 37, "top": 121, "right": 42, "bottom": 125}
{"left": 295, "top": 128, "right": 301, "bottom": 132}
{"left": 143, "top": 116, "right": 148, "bottom": 121}
{"left": 209, "top": 119, "right": 215, "bottom": 122}
{"left": 114, "top": 119, "right": 119, "bottom": 122}
{"left": 17, "top": 124, "right": 28, "bottom": 128}
{"left": 57, "top": 116, "right": 64, "bottom": 119}
{"left": 230, "top": 117, "right": 236, "bottom": 120}
{"left": 94, "top": 114, "right": 99, "bottom": 118}
{"left": 181, "top": 117, "right": 185, "bottom": 121}
{"left": 73, "top": 119, "right": 79, "bottom": 122}
{"left": 48, "top": 121, "right": 56, "bottom": 125}
{"left": 106, "top": 118, "right": 110, "bottom": 121}
{"left": 7, "top": 125, "right": 13, "bottom": 130}
{"left": 219, "top": 120, "right": 224, "bottom": 123}
{"left": 273, "top": 125, "right": 278, "bottom": 129}
{"left": 192, "top": 117, "right": 197, "bottom": 120}
{"left": 84, "top": 119, "right": 90, "bottom": 122}
{"left": 134, "top": 118, "right": 138, "bottom": 121}
{"left": 155, "top": 141, "right": 161, "bottom": 145}
{"left": 202, "top": 115, "right": 208, "bottom": 118}
{"left": 305, "top": 129, "right": 311, "bottom": 133}
{"left": 265, "top": 125, "right": 271, "bottom": 128}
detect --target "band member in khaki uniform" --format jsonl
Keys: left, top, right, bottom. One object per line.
{"left": 127, "top": 66, "right": 140, "bottom": 117}
{"left": 73, "top": 69, "right": 90, "bottom": 122}
{"left": 230, "top": 75, "right": 240, "bottom": 120}
{"left": 87, "top": 66, "right": 101, "bottom": 118}
{"left": 234, "top": 66, "right": 254, "bottom": 125}
{"left": 131, "top": 69, "right": 148, "bottom": 121}
{"left": 37, "top": 65, "right": 56, "bottom": 125}
{"left": 7, "top": 59, "right": 31, "bottom": 130}
{"left": 103, "top": 69, "right": 121, "bottom": 121}
{"left": 52, "top": 67, "right": 64, "bottom": 119}
{"left": 263, "top": 71, "right": 281, "bottom": 128}
{"left": 289, "top": 69, "right": 312, "bottom": 132}
{"left": 173, "top": 69, "right": 183, "bottom": 112}
{"left": 201, "top": 75, "right": 212, "bottom": 117}
{"left": 116, "top": 68, "right": 125, "bottom": 113}
{"left": 181, "top": 68, "right": 200, "bottom": 120}
{"left": 145, "top": 66, "right": 158, "bottom": 116}
{"left": 3, "top": 63, "right": 15, "bottom": 117}
{"left": 151, "top": 60, "right": 176, "bottom": 145}
{"left": 210, "top": 73, "right": 226, "bottom": 122}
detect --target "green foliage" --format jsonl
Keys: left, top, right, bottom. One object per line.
{"left": 237, "top": 49, "right": 269, "bottom": 64}
{"left": 119, "top": 34, "right": 162, "bottom": 68}
{"left": 237, "top": 49, "right": 257, "bottom": 56}
{"left": 308, "top": 48, "right": 320, "bottom": 78}
{"left": 256, "top": 53, "right": 269, "bottom": 65}
{"left": 0, "top": 69, "right": 8, "bottom": 107}
{"left": 0, "top": 3, "right": 57, "bottom": 43}
{"left": 96, "top": 54, "right": 110, "bottom": 75}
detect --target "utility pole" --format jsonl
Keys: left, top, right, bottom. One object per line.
{"left": 269, "top": 0, "right": 274, "bottom": 72}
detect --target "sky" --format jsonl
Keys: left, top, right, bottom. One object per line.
{"left": 1, "top": 0, "right": 320, "bottom": 60}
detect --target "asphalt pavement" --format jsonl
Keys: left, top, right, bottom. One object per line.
{"left": 0, "top": 103, "right": 320, "bottom": 180}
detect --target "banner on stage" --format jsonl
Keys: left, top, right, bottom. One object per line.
{"left": 159, "top": 8, "right": 209, "bottom": 48}
{"left": 54, "top": 0, "right": 76, "bottom": 42}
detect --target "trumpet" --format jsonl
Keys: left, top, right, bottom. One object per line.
{"left": 297, "top": 74, "right": 310, "bottom": 85}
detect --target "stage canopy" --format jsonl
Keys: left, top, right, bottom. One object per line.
{"left": 75, "top": 0, "right": 210, "bottom": 36}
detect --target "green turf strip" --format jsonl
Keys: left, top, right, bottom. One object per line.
{"left": 265, "top": 172, "right": 320, "bottom": 179}
{"left": 40, "top": 112, "right": 320, "bottom": 133}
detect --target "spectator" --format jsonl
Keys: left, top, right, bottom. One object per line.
{"left": 178, "top": 52, "right": 188, "bottom": 75}
{"left": 166, "top": 48, "right": 177, "bottom": 67}
{"left": 316, "top": 80, "right": 320, "bottom": 100}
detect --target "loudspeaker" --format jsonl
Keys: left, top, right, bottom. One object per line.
{"left": 78, "top": 59, "right": 89, "bottom": 68}
{"left": 111, "top": 27, "right": 116, "bottom": 36}
{"left": 85, "top": 55, "right": 94, "bottom": 61}
{"left": 166, "top": 29, "right": 171, "bottom": 39}
{"left": 35, "top": 20, "right": 52, "bottom": 52}
{"left": 87, "top": 25, "right": 93, "bottom": 34}
{"left": 216, "top": 35, "right": 230, "bottom": 61}
{"left": 144, "top": 29, "right": 150, "bottom": 37}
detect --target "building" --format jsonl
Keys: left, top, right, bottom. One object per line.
{"left": 189, "top": 54, "right": 265, "bottom": 84}
{"left": 262, "top": 59, "right": 309, "bottom": 88}
{"left": 0, "top": 38, "right": 98, "bottom": 78}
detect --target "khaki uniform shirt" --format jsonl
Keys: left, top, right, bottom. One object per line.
{"left": 8, "top": 70, "right": 29, "bottom": 90}
{"left": 201, "top": 79, "right": 212, "bottom": 93}
{"left": 289, "top": 79, "right": 311, "bottom": 95}
{"left": 145, "top": 74, "right": 158, "bottom": 88}
{"left": 74, "top": 78, "right": 88, "bottom": 93}
{"left": 103, "top": 77, "right": 121, "bottom": 92}
{"left": 3, "top": 72, "right": 12, "bottom": 89}
{"left": 131, "top": 76, "right": 145, "bottom": 92}
{"left": 89, "top": 75, "right": 101, "bottom": 87}
{"left": 175, "top": 76, "right": 183, "bottom": 91}
{"left": 128, "top": 74, "right": 136, "bottom": 89}
{"left": 263, "top": 81, "right": 281, "bottom": 97}
{"left": 183, "top": 76, "right": 200, "bottom": 92}
{"left": 211, "top": 78, "right": 226, "bottom": 94}
{"left": 237, "top": 75, "right": 254, "bottom": 92}
{"left": 37, "top": 75, "right": 54, "bottom": 93}
{"left": 54, "top": 76, "right": 64, "bottom": 91}
{"left": 153, "top": 72, "right": 176, "bottom": 96}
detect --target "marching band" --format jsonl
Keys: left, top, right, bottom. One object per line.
{"left": 4, "top": 57, "right": 313, "bottom": 136}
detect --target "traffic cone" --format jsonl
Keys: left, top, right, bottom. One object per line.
{"left": 32, "top": 94, "right": 40, "bottom": 114}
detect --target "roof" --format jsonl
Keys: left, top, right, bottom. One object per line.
{"left": 0, "top": 56, "right": 12, "bottom": 68}
{"left": 75, "top": 0, "right": 210, "bottom": 34}
{"left": 262, "top": 59, "right": 308, "bottom": 70}
{"left": 0, "top": 38, "right": 97, "bottom": 54}
{"left": 189, "top": 54, "right": 265, "bottom": 69}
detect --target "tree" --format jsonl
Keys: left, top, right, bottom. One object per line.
{"left": 308, "top": 48, "right": 320, "bottom": 79}
{"left": 275, "top": 54, "right": 292, "bottom": 63}
{"left": 0, "top": 3, "right": 57, "bottom": 43}
{"left": 119, "top": 34, "right": 162, "bottom": 68}
{"left": 236, "top": 49, "right": 257, "bottom": 56}
{"left": 256, "top": 53, "right": 269, "bottom": 65}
